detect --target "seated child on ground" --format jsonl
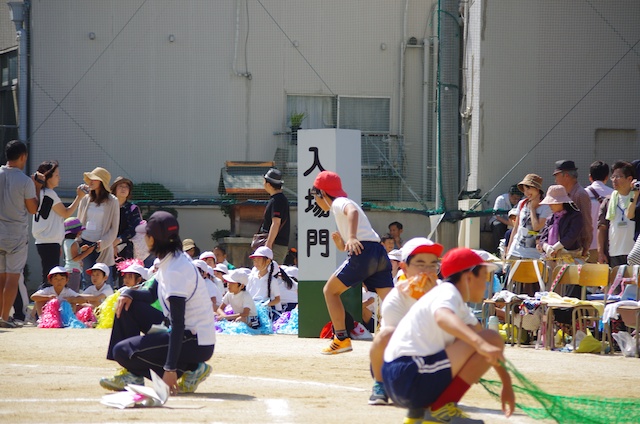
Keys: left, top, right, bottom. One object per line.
{"left": 193, "top": 259, "right": 221, "bottom": 311}
{"left": 79, "top": 263, "right": 114, "bottom": 309}
{"left": 382, "top": 248, "right": 514, "bottom": 423}
{"left": 278, "top": 265, "right": 298, "bottom": 313}
{"left": 212, "top": 263, "right": 228, "bottom": 296}
{"left": 217, "top": 268, "right": 259, "bottom": 329}
{"left": 31, "top": 266, "right": 83, "bottom": 316}
{"left": 118, "top": 262, "right": 148, "bottom": 289}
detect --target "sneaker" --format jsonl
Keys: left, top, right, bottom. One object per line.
{"left": 99, "top": 369, "right": 144, "bottom": 391}
{"left": 320, "top": 337, "right": 353, "bottom": 355}
{"left": 178, "top": 362, "right": 212, "bottom": 393}
{"left": 0, "top": 318, "right": 17, "bottom": 328}
{"left": 7, "top": 317, "right": 24, "bottom": 327}
{"left": 368, "top": 381, "right": 388, "bottom": 405}
{"left": 423, "top": 402, "right": 484, "bottom": 423}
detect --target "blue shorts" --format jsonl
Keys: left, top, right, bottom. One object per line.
{"left": 382, "top": 351, "right": 452, "bottom": 409}
{"left": 335, "top": 241, "right": 393, "bottom": 291}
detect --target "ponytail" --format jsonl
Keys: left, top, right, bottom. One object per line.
{"left": 280, "top": 269, "right": 294, "bottom": 290}
{"left": 267, "top": 261, "right": 274, "bottom": 299}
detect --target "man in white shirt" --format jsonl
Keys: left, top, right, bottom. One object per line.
{"left": 585, "top": 161, "right": 613, "bottom": 263}
{"left": 489, "top": 185, "right": 522, "bottom": 253}
{"left": 598, "top": 161, "right": 638, "bottom": 266}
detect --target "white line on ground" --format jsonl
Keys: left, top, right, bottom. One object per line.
{"left": 8, "top": 364, "right": 367, "bottom": 393}
{"left": 215, "top": 373, "right": 367, "bottom": 392}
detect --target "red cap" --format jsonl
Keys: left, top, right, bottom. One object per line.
{"left": 313, "top": 171, "right": 347, "bottom": 198}
{"left": 440, "top": 247, "right": 485, "bottom": 279}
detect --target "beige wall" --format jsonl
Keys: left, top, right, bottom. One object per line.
{"left": 27, "top": 0, "right": 435, "bottom": 199}
{"left": 467, "top": 0, "right": 640, "bottom": 209}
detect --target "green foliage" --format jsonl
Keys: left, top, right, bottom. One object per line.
{"left": 289, "top": 111, "right": 306, "bottom": 128}
{"left": 211, "top": 229, "right": 231, "bottom": 242}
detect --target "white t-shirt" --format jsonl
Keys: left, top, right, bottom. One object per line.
{"left": 205, "top": 277, "right": 222, "bottom": 303}
{"left": 82, "top": 283, "right": 114, "bottom": 298}
{"left": 247, "top": 267, "right": 282, "bottom": 307}
{"left": 32, "top": 286, "right": 79, "bottom": 299}
{"left": 331, "top": 197, "right": 380, "bottom": 242}
{"left": 608, "top": 192, "right": 636, "bottom": 257}
{"left": 213, "top": 276, "right": 226, "bottom": 297}
{"left": 156, "top": 253, "right": 216, "bottom": 346}
{"left": 32, "top": 189, "right": 64, "bottom": 244}
{"left": 489, "top": 193, "right": 513, "bottom": 226}
{"left": 221, "top": 290, "right": 257, "bottom": 316}
{"left": 508, "top": 199, "right": 551, "bottom": 259}
{"left": 586, "top": 181, "right": 614, "bottom": 250}
{"left": 384, "top": 282, "right": 478, "bottom": 362}
{"left": 278, "top": 279, "right": 298, "bottom": 304}
{"left": 83, "top": 202, "right": 105, "bottom": 241}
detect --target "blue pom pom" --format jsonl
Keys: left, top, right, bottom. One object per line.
{"left": 59, "top": 301, "right": 87, "bottom": 328}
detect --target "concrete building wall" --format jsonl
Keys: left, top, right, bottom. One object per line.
{"left": 27, "top": 0, "right": 435, "bottom": 199}
{"left": 468, "top": 0, "right": 640, "bottom": 207}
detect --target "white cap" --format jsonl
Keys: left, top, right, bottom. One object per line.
{"left": 249, "top": 246, "right": 273, "bottom": 259}
{"left": 223, "top": 268, "right": 251, "bottom": 286}
{"left": 135, "top": 220, "right": 147, "bottom": 233}
{"left": 192, "top": 259, "right": 209, "bottom": 274}
{"left": 120, "top": 263, "right": 148, "bottom": 280}
{"left": 400, "top": 237, "right": 444, "bottom": 263}
{"left": 48, "top": 266, "right": 69, "bottom": 278}
{"left": 199, "top": 251, "right": 215, "bottom": 261}
{"left": 213, "top": 263, "right": 228, "bottom": 274}
{"left": 388, "top": 249, "right": 402, "bottom": 262}
{"left": 281, "top": 265, "right": 298, "bottom": 280}
{"left": 86, "top": 263, "right": 111, "bottom": 278}
{"left": 207, "top": 265, "right": 215, "bottom": 276}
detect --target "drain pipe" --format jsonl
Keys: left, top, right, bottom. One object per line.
{"left": 8, "top": 1, "right": 29, "bottom": 146}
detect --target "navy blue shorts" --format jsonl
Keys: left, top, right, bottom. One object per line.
{"left": 335, "top": 241, "right": 393, "bottom": 291}
{"left": 382, "top": 350, "right": 452, "bottom": 409}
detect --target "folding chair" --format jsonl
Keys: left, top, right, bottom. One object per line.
{"left": 603, "top": 265, "right": 639, "bottom": 355}
{"left": 617, "top": 305, "right": 640, "bottom": 358}
{"left": 542, "top": 264, "right": 608, "bottom": 351}
{"left": 483, "top": 259, "right": 545, "bottom": 346}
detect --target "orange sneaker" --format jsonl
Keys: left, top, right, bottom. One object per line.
{"left": 321, "top": 337, "right": 353, "bottom": 355}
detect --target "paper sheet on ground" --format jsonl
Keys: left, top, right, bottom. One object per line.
{"left": 100, "top": 370, "right": 169, "bottom": 409}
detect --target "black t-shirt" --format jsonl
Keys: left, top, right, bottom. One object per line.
{"left": 260, "top": 192, "right": 290, "bottom": 247}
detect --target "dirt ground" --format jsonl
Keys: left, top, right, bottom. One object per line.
{"left": 1, "top": 327, "right": 639, "bottom": 424}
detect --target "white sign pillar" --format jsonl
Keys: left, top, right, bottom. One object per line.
{"left": 297, "top": 129, "right": 361, "bottom": 337}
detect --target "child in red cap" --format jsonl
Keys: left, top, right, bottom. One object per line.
{"left": 382, "top": 247, "right": 514, "bottom": 423}
{"left": 311, "top": 171, "right": 394, "bottom": 355}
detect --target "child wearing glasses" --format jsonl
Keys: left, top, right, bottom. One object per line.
{"left": 368, "top": 237, "right": 443, "bottom": 406}
{"left": 310, "top": 171, "right": 394, "bottom": 355}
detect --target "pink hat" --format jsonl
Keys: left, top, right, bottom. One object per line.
{"left": 539, "top": 185, "right": 573, "bottom": 205}
{"left": 313, "top": 171, "right": 347, "bottom": 198}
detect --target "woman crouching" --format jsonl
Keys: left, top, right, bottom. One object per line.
{"left": 100, "top": 211, "right": 215, "bottom": 395}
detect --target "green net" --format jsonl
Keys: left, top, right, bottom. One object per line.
{"left": 479, "top": 360, "right": 640, "bottom": 424}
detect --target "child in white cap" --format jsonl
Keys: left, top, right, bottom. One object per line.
{"left": 368, "top": 237, "right": 444, "bottom": 406}
{"left": 80, "top": 263, "right": 114, "bottom": 309}
{"left": 31, "top": 266, "right": 83, "bottom": 317}
{"left": 247, "top": 246, "right": 282, "bottom": 319}
{"left": 217, "top": 268, "right": 259, "bottom": 328}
